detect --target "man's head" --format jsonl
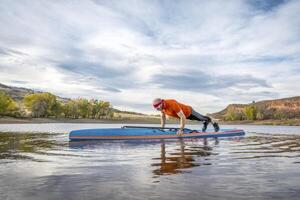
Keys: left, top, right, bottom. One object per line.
{"left": 153, "top": 98, "right": 164, "bottom": 111}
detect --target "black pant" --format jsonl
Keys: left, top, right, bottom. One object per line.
{"left": 187, "top": 108, "right": 211, "bottom": 123}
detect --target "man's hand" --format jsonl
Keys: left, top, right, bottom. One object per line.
{"left": 177, "top": 129, "right": 184, "bottom": 136}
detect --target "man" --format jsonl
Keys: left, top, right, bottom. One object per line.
{"left": 152, "top": 98, "right": 219, "bottom": 135}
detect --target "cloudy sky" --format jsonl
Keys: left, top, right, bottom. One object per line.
{"left": 0, "top": 0, "right": 299, "bottom": 114}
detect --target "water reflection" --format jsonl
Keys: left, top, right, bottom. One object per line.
{"left": 0, "top": 132, "right": 65, "bottom": 162}
{"left": 151, "top": 139, "right": 217, "bottom": 176}
{"left": 68, "top": 138, "right": 218, "bottom": 176}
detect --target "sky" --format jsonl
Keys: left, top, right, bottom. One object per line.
{"left": 0, "top": 0, "right": 300, "bottom": 114}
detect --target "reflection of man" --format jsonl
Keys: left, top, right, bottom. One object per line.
{"left": 152, "top": 140, "right": 212, "bottom": 176}
{"left": 152, "top": 98, "right": 219, "bottom": 135}
{"left": 152, "top": 140, "right": 192, "bottom": 175}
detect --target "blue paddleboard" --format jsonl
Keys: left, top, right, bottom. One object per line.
{"left": 69, "top": 126, "right": 245, "bottom": 140}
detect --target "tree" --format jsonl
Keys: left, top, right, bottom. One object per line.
{"left": 51, "top": 101, "right": 63, "bottom": 118}
{"left": 77, "top": 98, "right": 90, "bottom": 118}
{"left": 97, "top": 101, "right": 111, "bottom": 119}
{"left": 89, "top": 99, "right": 97, "bottom": 119}
{"left": 62, "top": 100, "right": 79, "bottom": 119}
{"left": 24, "top": 93, "right": 58, "bottom": 117}
{"left": 245, "top": 105, "right": 257, "bottom": 120}
{"left": 0, "top": 91, "right": 18, "bottom": 116}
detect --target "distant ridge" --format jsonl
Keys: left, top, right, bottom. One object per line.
{"left": 0, "top": 82, "right": 70, "bottom": 103}
{"left": 211, "top": 96, "right": 300, "bottom": 120}
{"left": 0, "top": 83, "right": 35, "bottom": 101}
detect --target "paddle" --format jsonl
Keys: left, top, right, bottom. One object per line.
{"left": 121, "top": 126, "right": 192, "bottom": 132}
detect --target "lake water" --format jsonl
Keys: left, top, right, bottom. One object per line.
{"left": 0, "top": 124, "right": 299, "bottom": 200}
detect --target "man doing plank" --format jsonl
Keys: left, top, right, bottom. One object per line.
{"left": 153, "top": 98, "right": 219, "bottom": 135}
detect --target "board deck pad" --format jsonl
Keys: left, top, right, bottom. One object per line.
{"left": 69, "top": 127, "right": 245, "bottom": 140}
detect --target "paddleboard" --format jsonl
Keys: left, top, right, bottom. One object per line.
{"left": 69, "top": 126, "right": 245, "bottom": 140}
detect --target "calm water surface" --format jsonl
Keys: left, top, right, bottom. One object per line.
{"left": 0, "top": 124, "right": 300, "bottom": 200}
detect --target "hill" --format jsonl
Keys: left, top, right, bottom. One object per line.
{"left": 0, "top": 83, "right": 69, "bottom": 103}
{"left": 0, "top": 83, "right": 35, "bottom": 101}
{"left": 211, "top": 96, "right": 300, "bottom": 121}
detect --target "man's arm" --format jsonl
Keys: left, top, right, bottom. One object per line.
{"left": 161, "top": 112, "right": 166, "bottom": 128}
{"left": 177, "top": 110, "right": 186, "bottom": 130}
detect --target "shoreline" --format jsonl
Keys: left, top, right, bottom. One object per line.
{"left": 218, "top": 119, "right": 300, "bottom": 126}
{"left": 0, "top": 117, "right": 299, "bottom": 126}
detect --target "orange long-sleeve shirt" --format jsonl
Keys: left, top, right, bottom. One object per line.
{"left": 161, "top": 99, "right": 192, "bottom": 118}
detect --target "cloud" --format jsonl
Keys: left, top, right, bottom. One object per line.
{"left": 0, "top": 0, "right": 299, "bottom": 113}
{"left": 58, "top": 61, "right": 126, "bottom": 79}
{"left": 247, "top": 0, "right": 287, "bottom": 11}
{"left": 10, "top": 80, "right": 29, "bottom": 85}
{"left": 0, "top": 47, "right": 28, "bottom": 56}
{"left": 102, "top": 87, "right": 121, "bottom": 93}
{"left": 151, "top": 71, "right": 271, "bottom": 92}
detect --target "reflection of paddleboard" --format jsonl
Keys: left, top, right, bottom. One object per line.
{"left": 69, "top": 126, "right": 245, "bottom": 141}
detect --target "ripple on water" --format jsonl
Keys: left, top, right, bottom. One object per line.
{"left": 1, "top": 131, "right": 300, "bottom": 200}
{"left": 231, "top": 134, "right": 300, "bottom": 160}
